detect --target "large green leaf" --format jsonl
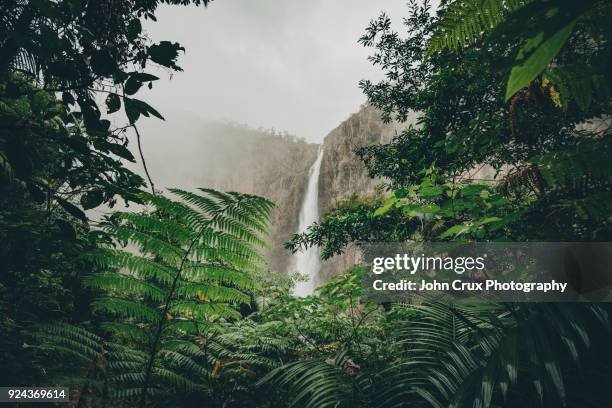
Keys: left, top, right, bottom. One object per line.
{"left": 124, "top": 97, "right": 140, "bottom": 124}
{"left": 504, "top": 1, "right": 593, "bottom": 101}
{"left": 57, "top": 196, "right": 88, "bottom": 222}
{"left": 80, "top": 190, "right": 104, "bottom": 210}
{"left": 124, "top": 76, "right": 142, "bottom": 95}
{"left": 505, "top": 18, "right": 577, "bottom": 101}
{"left": 374, "top": 196, "right": 397, "bottom": 217}
{"left": 105, "top": 93, "right": 121, "bottom": 114}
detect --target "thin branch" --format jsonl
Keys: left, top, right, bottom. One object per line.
{"left": 132, "top": 123, "right": 156, "bottom": 196}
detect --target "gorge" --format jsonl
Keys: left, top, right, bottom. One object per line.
{"left": 136, "top": 104, "right": 404, "bottom": 289}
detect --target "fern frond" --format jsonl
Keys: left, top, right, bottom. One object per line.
{"left": 259, "top": 358, "right": 353, "bottom": 408}
{"left": 190, "top": 245, "right": 265, "bottom": 272}
{"left": 10, "top": 49, "right": 39, "bottom": 78}
{"left": 169, "top": 301, "right": 242, "bottom": 321}
{"left": 89, "top": 249, "right": 175, "bottom": 285}
{"left": 114, "top": 211, "right": 196, "bottom": 243}
{"left": 195, "top": 230, "right": 260, "bottom": 256}
{"left": 152, "top": 366, "right": 202, "bottom": 390}
{"left": 182, "top": 263, "right": 256, "bottom": 289}
{"left": 112, "top": 371, "right": 147, "bottom": 385}
{"left": 221, "top": 205, "right": 271, "bottom": 234}
{"left": 157, "top": 350, "right": 209, "bottom": 377}
{"left": 84, "top": 272, "right": 168, "bottom": 302}
{"left": 197, "top": 187, "right": 236, "bottom": 206}
{"left": 162, "top": 339, "right": 209, "bottom": 358}
{"left": 163, "top": 319, "right": 211, "bottom": 335}
{"left": 143, "top": 192, "right": 209, "bottom": 229}
{"left": 169, "top": 188, "right": 225, "bottom": 216}
{"left": 102, "top": 322, "right": 152, "bottom": 344}
{"left": 104, "top": 224, "right": 182, "bottom": 263}
{"left": 80, "top": 187, "right": 271, "bottom": 403}
{"left": 209, "top": 215, "right": 269, "bottom": 247}
{"left": 175, "top": 282, "right": 251, "bottom": 304}
{"left": 428, "top": 0, "right": 530, "bottom": 54}
{"left": 106, "top": 342, "right": 148, "bottom": 363}
{"left": 532, "top": 137, "right": 612, "bottom": 189}
{"left": 91, "top": 297, "right": 161, "bottom": 323}
{"left": 33, "top": 322, "right": 104, "bottom": 364}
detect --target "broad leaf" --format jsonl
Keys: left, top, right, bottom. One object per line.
{"left": 505, "top": 1, "right": 591, "bottom": 101}
{"left": 105, "top": 93, "right": 121, "bottom": 114}
{"left": 57, "top": 196, "right": 88, "bottom": 222}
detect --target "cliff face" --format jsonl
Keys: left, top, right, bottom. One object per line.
{"left": 317, "top": 105, "right": 404, "bottom": 281}
{"left": 319, "top": 105, "right": 401, "bottom": 213}
{"left": 136, "top": 106, "right": 404, "bottom": 282}
{"left": 197, "top": 125, "right": 319, "bottom": 273}
{"left": 137, "top": 116, "right": 318, "bottom": 273}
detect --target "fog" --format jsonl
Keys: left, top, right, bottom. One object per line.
{"left": 139, "top": 0, "right": 412, "bottom": 142}
{"left": 96, "top": 1, "right": 434, "bottom": 273}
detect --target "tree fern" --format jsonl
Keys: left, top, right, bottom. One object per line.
{"left": 80, "top": 187, "right": 273, "bottom": 405}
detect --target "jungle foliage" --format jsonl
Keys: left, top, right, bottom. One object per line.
{"left": 1, "top": 0, "right": 611, "bottom": 407}
{"left": 280, "top": 0, "right": 612, "bottom": 406}
{"left": 290, "top": 0, "right": 611, "bottom": 255}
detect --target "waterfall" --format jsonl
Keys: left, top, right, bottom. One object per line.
{"left": 292, "top": 146, "right": 324, "bottom": 297}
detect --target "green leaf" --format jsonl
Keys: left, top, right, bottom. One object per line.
{"left": 438, "top": 224, "right": 469, "bottom": 239}
{"left": 489, "top": 210, "right": 526, "bottom": 232}
{"left": 55, "top": 218, "right": 77, "bottom": 240}
{"left": 127, "top": 19, "right": 142, "bottom": 40}
{"left": 125, "top": 98, "right": 165, "bottom": 121}
{"left": 131, "top": 72, "right": 160, "bottom": 82}
{"left": 91, "top": 49, "right": 117, "bottom": 76}
{"left": 136, "top": 99, "right": 164, "bottom": 120}
{"left": 565, "top": 65, "right": 592, "bottom": 111}
{"left": 64, "top": 135, "right": 90, "bottom": 155}
{"left": 148, "top": 41, "right": 185, "bottom": 71}
{"left": 105, "top": 93, "right": 121, "bottom": 114}
{"left": 476, "top": 216, "right": 502, "bottom": 226}
{"left": 374, "top": 196, "right": 396, "bottom": 217}
{"left": 81, "top": 190, "right": 105, "bottom": 210}
{"left": 409, "top": 203, "right": 441, "bottom": 215}
{"left": 124, "top": 98, "right": 140, "bottom": 124}
{"left": 506, "top": 18, "right": 578, "bottom": 101}
{"left": 107, "top": 143, "right": 135, "bottom": 162}
{"left": 57, "top": 196, "right": 88, "bottom": 222}
{"left": 26, "top": 183, "right": 45, "bottom": 204}
{"left": 419, "top": 184, "right": 444, "bottom": 199}
{"left": 461, "top": 184, "right": 488, "bottom": 197}
{"left": 394, "top": 188, "right": 408, "bottom": 198}
{"left": 62, "top": 91, "right": 75, "bottom": 106}
{"left": 124, "top": 76, "right": 142, "bottom": 95}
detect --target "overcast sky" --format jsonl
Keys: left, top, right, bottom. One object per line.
{"left": 142, "top": 0, "right": 414, "bottom": 143}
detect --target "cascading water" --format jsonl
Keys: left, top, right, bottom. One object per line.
{"left": 292, "top": 146, "right": 324, "bottom": 297}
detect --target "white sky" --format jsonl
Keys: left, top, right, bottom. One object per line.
{"left": 142, "top": 0, "right": 414, "bottom": 142}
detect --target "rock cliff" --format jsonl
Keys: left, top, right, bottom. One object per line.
{"left": 317, "top": 105, "right": 404, "bottom": 281}
{"left": 137, "top": 115, "right": 318, "bottom": 273}
{"left": 137, "top": 106, "right": 404, "bottom": 282}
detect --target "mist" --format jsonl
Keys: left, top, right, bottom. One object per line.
{"left": 138, "top": 0, "right": 411, "bottom": 143}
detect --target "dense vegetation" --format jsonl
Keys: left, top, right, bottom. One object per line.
{"left": 1, "top": 0, "right": 611, "bottom": 407}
